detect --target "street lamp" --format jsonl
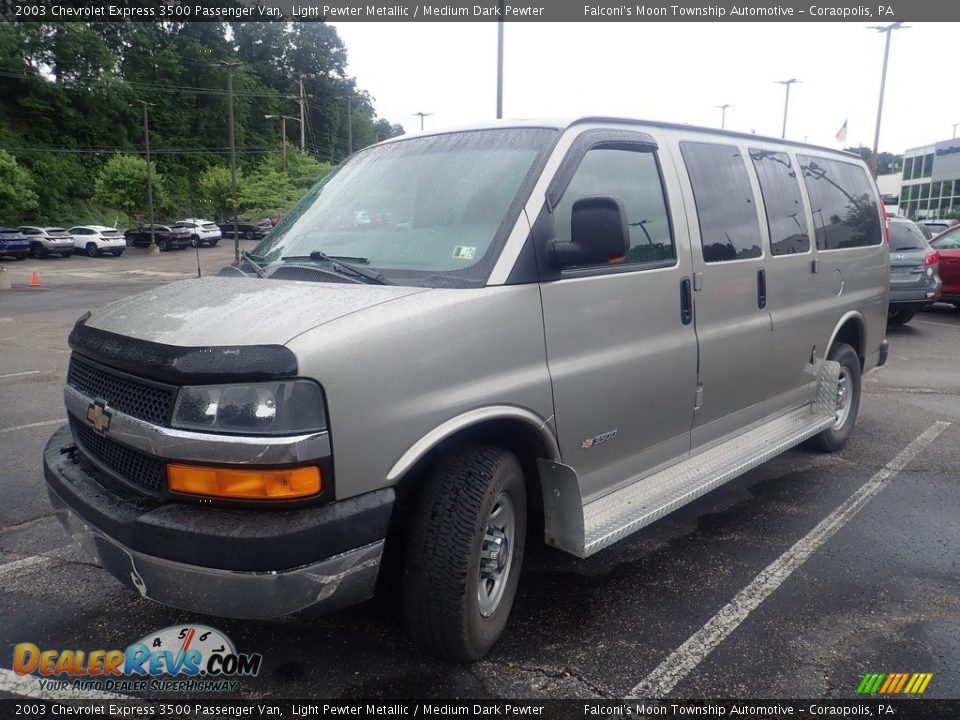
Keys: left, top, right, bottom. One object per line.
{"left": 496, "top": 0, "right": 505, "bottom": 119}
{"left": 139, "top": 100, "right": 159, "bottom": 255}
{"left": 412, "top": 111, "right": 433, "bottom": 132}
{"left": 868, "top": 22, "right": 909, "bottom": 177}
{"left": 776, "top": 79, "right": 800, "bottom": 139}
{"left": 264, "top": 114, "right": 300, "bottom": 171}
{"left": 716, "top": 104, "right": 732, "bottom": 130}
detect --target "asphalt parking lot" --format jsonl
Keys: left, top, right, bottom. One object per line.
{"left": 0, "top": 247, "right": 958, "bottom": 702}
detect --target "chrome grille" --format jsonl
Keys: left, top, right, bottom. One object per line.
{"left": 70, "top": 417, "right": 165, "bottom": 495}
{"left": 67, "top": 355, "right": 175, "bottom": 426}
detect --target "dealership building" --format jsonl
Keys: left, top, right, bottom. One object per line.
{"left": 899, "top": 138, "right": 960, "bottom": 219}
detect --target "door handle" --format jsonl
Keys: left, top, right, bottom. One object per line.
{"left": 680, "top": 277, "right": 693, "bottom": 325}
{"left": 757, "top": 268, "right": 767, "bottom": 309}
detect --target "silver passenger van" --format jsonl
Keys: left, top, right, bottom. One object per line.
{"left": 44, "top": 118, "right": 889, "bottom": 661}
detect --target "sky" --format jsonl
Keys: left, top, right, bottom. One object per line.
{"left": 331, "top": 21, "right": 959, "bottom": 155}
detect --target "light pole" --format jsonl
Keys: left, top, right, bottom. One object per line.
{"left": 716, "top": 104, "right": 732, "bottom": 130}
{"left": 496, "top": 0, "right": 505, "bottom": 119}
{"left": 776, "top": 79, "right": 800, "bottom": 139}
{"left": 139, "top": 101, "right": 159, "bottom": 255}
{"left": 335, "top": 96, "right": 354, "bottom": 156}
{"left": 265, "top": 114, "right": 300, "bottom": 171}
{"left": 868, "top": 22, "right": 909, "bottom": 177}
{"left": 215, "top": 61, "right": 241, "bottom": 264}
{"left": 413, "top": 111, "right": 433, "bottom": 132}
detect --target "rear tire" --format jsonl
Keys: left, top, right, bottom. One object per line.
{"left": 887, "top": 307, "right": 916, "bottom": 326}
{"left": 210, "top": 239, "right": 219, "bottom": 247}
{"left": 113, "top": 250, "right": 124, "bottom": 257}
{"left": 808, "top": 342, "right": 861, "bottom": 453}
{"left": 404, "top": 446, "right": 527, "bottom": 662}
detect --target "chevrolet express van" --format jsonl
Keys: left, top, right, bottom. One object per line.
{"left": 44, "top": 118, "right": 889, "bottom": 661}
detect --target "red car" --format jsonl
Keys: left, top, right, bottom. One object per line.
{"left": 930, "top": 227, "right": 960, "bottom": 310}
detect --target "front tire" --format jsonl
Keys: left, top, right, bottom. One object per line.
{"left": 808, "top": 342, "right": 861, "bottom": 453}
{"left": 156, "top": 238, "right": 168, "bottom": 252}
{"left": 30, "top": 243, "right": 45, "bottom": 259}
{"left": 191, "top": 236, "right": 200, "bottom": 248}
{"left": 404, "top": 446, "right": 527, "bottom": 662}
{"left": 86, "top": 243, "right": 100, "bottom": 258}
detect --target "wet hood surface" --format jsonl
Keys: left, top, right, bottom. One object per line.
{"left": 84, "top": 275, "right": 428, "bottom": 346}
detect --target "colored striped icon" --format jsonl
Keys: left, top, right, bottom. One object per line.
{"left": 856, "top": 673, "right": 933, "bottom": 695}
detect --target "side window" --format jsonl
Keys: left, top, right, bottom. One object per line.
{"left": 749, "top": 149, "right": 810, "bottom": 255}
{"left": 680, "top": 142, "right": 762, "bottom": 262}
{"left": 798, "top": 155, "right": 881, "bottom": 250}
{"left": 554, "top": 146, "right": 674, "bottom": 267}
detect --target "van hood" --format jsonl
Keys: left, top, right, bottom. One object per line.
{"left": 84, "top": 276, "right": 429, "bottom": 347}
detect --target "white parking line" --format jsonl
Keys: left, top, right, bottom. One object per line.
{"left": 0, "top": 546, "right": 72, "bottom": 579}
{"left": 0, "top": 370, "right": 40, "bottom": 379}
{"left": 0, "top": 668, "right": 132, "bottom": 700}
{"left": 914, "top": 318, "right": 960, "bottom": 329}
{"left": 0, "top": 418, "right": 65, "bottom": 435}
{"left": 627, "top": 420, "right": 950, "bottom": 699}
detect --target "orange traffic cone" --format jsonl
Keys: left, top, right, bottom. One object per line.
{"left": 30, "top": 271, "right": 41, "bottom": 288}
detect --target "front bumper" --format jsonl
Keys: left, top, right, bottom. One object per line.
{"left": 44, "top": 425, "right": 394, "bottom": 619}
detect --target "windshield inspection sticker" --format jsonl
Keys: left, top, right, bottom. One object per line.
{"left": 452, "top": 246, "right": 477, "bottom": 260}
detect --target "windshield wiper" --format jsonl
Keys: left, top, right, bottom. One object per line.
{"left": 281, "top": 251, "right": 394, "bottom": 285}
{"left": 240, "top": 251, "right": 267, "bottom": 278}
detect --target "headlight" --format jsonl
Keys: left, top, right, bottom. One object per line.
{"left": 172, "top": 380, "right": 326, "bottom": 435}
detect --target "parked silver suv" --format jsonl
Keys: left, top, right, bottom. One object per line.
{"left": 886, "top": 217, "right": 942, "bottom": 325}
{"left": 44, "top": 119, "right": 889, "bottom": 661}
{"left": 19, "top": 226, "right": 75, "bottom": 258}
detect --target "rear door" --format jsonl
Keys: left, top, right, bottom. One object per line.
{"left": 538, "top": 129, "right": 698, "bottom": 501}
{"left": 677, "top": 140, "right": 774, "bottom": 448}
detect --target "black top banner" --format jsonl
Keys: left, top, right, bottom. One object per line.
{"left": 2, "top": 0, "right": 960, "bottom": 22}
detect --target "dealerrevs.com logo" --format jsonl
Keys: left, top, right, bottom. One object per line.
{"left": 13, "top": 625, "right": 262, "bottom": 693}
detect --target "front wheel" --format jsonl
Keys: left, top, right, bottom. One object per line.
{"left": 86, "top": 243, "right": 100, "bottom": 258}
{"left": 156, "top": 238, "right": 168, "bottom": 252}
{"left": 191, "top": 236, "right": 199, "bottom": 248}
{"left": 30, "top": 243, "right": 44, "bottom": 259}
{"left": 808, "top": 342, "right": 861, "bottom": 453}
{"left": 404, "top": 446, "right": 527, "bottom": 662}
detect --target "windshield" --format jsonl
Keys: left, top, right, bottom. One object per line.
{"left": 252, "top": 128, "right": 557, "bottom": 286}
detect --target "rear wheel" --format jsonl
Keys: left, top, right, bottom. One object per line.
{"left": 887, "top": 307, "right": 916, "bottom": 326}
{"left": 808, "top": 342, "right": 861, "bottom": 453}
{"left": 112, "top": 250, "right": 124, "bottom": 257}
{"left": 404, "top": 446, "right": 527, "bottom": 662}
{"left": 243, "top": 230, "right": 253, "bottom": 240}
{"left": 210, "top": 239, "right": 219, "bottom": 247}
{"left": 86, "top": 243, "right": 100, "bottom": 258}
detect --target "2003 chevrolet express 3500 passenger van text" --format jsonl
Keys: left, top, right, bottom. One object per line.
{"left": 44, "top": 118, "right": 890, "bottom": 661}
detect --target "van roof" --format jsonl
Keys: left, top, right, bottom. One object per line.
{"left": 380, "top": 116, "right": 860, "bottom": 158}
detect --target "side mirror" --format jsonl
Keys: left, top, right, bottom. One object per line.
{"left": 549, "top": 195, "right": 630, "bottom": 267}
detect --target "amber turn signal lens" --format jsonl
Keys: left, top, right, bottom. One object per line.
{"left": 167, "top": 464, "right": 321, "bottom": 500}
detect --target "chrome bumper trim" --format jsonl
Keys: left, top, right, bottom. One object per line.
{"left": 49, "top": 486, "right": 383, "bottom": 619}
{"left": 64, "top": 384, "right": 330, "bottom": 465}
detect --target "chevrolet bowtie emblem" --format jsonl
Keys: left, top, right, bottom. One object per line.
{"left": 86, "top": 401, "right": 112, "bottom": 433}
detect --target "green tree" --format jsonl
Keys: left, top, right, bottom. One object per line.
{"left": 238, "top": 160, "right": 303, "bottom": 219}
{"left": 93, "top": 153, "right": 168, "bottom": 222}
{"left": 0, "top": 149, "right": 39, "bottom": 222}
{"left": 198, "top": 165, "right": 239, "bottom": 222}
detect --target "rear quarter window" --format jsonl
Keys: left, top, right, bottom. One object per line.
{"left": 798, "top": 155, "right": 881, "bottom": 250}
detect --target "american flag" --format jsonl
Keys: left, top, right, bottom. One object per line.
{"left": 835, "top": 119, "right": 848, "bottom": 144}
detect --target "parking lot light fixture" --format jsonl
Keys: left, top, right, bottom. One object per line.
{"left": 776, "top": 79, "right": 800, "bottom": 139}
{"left": 868, "top": 22, "right": 909, "bottom": 177}
{"left": 412, "top": 111, "right": 433, "bottom": 132}
{"left": 716, "top": 104, "right": 732, "bottom": 130}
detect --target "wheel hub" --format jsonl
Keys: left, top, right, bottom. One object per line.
{"left": 833, "top": 371, "right": 850, "bottom": 429}
{"left": 476, "top": 493, "right": 515, "bottom": 618}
